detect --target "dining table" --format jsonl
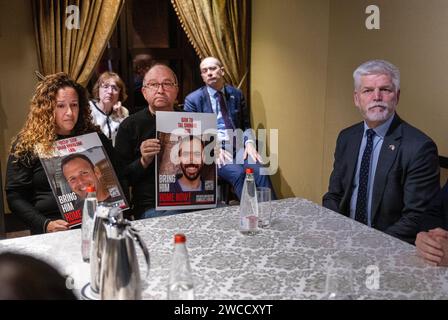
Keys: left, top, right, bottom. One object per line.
{"left": 1, "top": 197, "right": 447, "bottom": 300}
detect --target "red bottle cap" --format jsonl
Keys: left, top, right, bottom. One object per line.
{"left": 86, "top": 185, "right": 96, "bottom": 193}
{"left": 245, "top": 168, "right": 254, "bottom": 174}
{"left": 174, "top": 233, "right": 186, "bottom": 244}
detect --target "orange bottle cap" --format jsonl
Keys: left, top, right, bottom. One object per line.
{"left": 174, "top": 233, "right": 186, "bottom": 244}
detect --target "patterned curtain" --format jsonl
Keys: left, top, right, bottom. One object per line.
{"left": 32, "top": 0, "right": 124, "bottom": 86}
{"left": 171, "top": 0, "right": 249, "bottom": 94}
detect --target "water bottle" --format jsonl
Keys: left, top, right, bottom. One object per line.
{"left": 167, "top": 233, "right": 195, "bottom": 300}
{"left": 239, "top": 168, "right": 259, "bottom": 235}
{"left": 81, "top": 185, "right": 97, "bottom": 262}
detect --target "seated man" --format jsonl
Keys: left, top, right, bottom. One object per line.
{"left": 115, "top": 63, "right": 181, "bottom": 219}
{"left": 415, "top": 180, "right": 448, "bottom": 266}
{"left": 184, "top": 56, "right": 275, "bottom": 200}
{"left": 172, "top": 135, "right": 205, "bottom": 192}
{"left": 323, "top": 59, "right": 440, "bottom": 244}
{"left": 61, "top": 153, "right": 112, "bottom": 202}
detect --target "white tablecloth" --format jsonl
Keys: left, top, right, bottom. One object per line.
{"left": 1, "top": 198, "right": 447, "bottom": 299}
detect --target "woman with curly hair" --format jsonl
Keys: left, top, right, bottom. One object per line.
{"left": 5, "top": 72, "right": 118, "bottom": 234}
{"left": 89, "top": 71, "right": 129, "bottom": 146}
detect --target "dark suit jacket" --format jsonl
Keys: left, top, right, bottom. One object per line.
{"left": 419, "top": 179, "right": 448, "bottom": 231}
{"left": 323, "top": 114, "right": 441, "bottom": 244}
{"left": 183, "top": 85, "right": 254, "bottom": 142}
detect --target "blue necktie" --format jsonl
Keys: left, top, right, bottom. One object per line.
{"left": 216, "top": 91, "right": 234, "bottom": 129}
{"left": 355, "top": 129, "right": 375, "bottom": 225}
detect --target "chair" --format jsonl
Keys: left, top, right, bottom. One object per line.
{"left": 218, "top": 177, "right": 240, "bottom": 205}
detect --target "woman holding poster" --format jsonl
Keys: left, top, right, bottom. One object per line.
{"left": 5, "top": 73, "right": 119, "bottom": 235}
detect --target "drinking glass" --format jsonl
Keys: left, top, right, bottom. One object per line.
{"left": 257, "top": 187, "right": 272, "bottom": 228}
{"left": 323, "top": 255, "right": 355, "bottom": 300}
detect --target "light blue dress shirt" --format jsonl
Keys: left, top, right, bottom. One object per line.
{"left": 349, "top": 114, "right": 395, "bottom": 226}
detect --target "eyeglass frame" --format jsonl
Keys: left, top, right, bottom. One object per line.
{"left": 100, "top": 83, "right": 120, "bottom": 92}
{"left": 143, "top": 81, "right": 178, "bottom": 91}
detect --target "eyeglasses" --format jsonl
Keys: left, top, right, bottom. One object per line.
{"left": 143, "top": 81, "right": 177, "bottom": 91}
{"left": 100, "top": 84, "right": 120, "bottom": 92}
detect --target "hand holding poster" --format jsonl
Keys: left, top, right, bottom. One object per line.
{"left": 156, "top": 111, "right": 217, "bottom": 210}
{"left": 38, "top": 133, "right": 128, "bottom": 227}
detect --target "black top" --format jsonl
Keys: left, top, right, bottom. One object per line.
{"left": 115, "top": 108, "right": 156, "bottom": 218}
{"left": 5, "top": 132, "right": 121, "bottom": 234}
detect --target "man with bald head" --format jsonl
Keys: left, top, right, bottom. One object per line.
{"left": 184, "top": 56, "right": 275, "bottom": 200}
{"left": 115, "top": 64, "right": 180, "bottom": 219}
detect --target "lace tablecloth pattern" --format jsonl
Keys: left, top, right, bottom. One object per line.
{"left": 1, "top": 197, "right": 447, "bottom": 299}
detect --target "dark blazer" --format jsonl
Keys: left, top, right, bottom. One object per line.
{"left": 184, "top": 85, "right": 254, "bottom": 141}
{"left": 419, "top": 180, "right": 448, "bottom": 231}
{"left": 323, "top": 114, "right": 441, "bottom": 244}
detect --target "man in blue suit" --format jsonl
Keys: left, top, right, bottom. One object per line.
{"left": 184, "top": 56, "right": 275, "bottom": 200}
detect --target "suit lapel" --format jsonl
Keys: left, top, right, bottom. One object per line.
{"left": 340, "top": 124, "right": 364, "bottom": 213}
{"left": 371, "top": 115, "right": 402, "bottom": 221}
{"left": 202, "top": 87, "right": 214, "bottom": 113}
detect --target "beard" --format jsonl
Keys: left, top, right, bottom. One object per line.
{"left": 362, "top": 101, "right": 395, "bottom": 123}
{"left": 180, "top": 163, "right": 202, "bottom": 181}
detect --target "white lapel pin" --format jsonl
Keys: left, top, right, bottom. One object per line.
{"left": 389, "top": 144, "right": 395, "bottom": 151}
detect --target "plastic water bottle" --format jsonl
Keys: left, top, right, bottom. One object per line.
{"left": 167, "top": 233, "right": 195, "bottom": 300}
{"left": 239, "top": 168, "right": 259, "bottom": 235}
{"left": 81, "top": 185, "right": 97, "bottom": 262}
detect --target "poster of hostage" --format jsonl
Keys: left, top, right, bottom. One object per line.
{"left": 156, "top": 111, "right": 217, "bottom": 210}
{"left": 38, "top": 132, "right": 129, "bottom": 228}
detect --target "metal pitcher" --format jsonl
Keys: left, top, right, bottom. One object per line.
{"left": 99, "top": 216, "right": 150, "bottom": 300}
{"left": 89, "top": 204, "right": 121, "bottom": 296}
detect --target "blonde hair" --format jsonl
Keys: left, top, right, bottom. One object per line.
{"left": 11, "top": 72, "right": 98, "bottom": 165}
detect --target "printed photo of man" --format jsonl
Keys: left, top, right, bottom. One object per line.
{"left": 172, "top": 135, "right": 205, "bottom": 192}
{"left": 60, "top": 153, "right": 111, "bottom": 202}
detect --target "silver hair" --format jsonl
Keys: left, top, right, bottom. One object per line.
{"left": 353, "top": 60, "right": 400, "bottom": 91}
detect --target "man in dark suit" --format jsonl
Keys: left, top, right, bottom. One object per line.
{"left": 323, "top": 59, "right": 440, "bottom": 244}
{"left": 184, "top": 57, "right": 275, "bottom": 200}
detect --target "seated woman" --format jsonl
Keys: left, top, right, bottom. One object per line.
{"left": 89, "top": 72, "right": 129, "bottom": 146}
{"left": 5, "top": 73, "right": 119, "bottom": 235}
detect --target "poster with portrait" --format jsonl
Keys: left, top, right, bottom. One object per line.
{"left": 37, "top": 132, "right": 129, "bottom": 228}
{"left": 156, "top": 111, "right": 217, "bottom": 210}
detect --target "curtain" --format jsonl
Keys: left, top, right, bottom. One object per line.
{"left": 32, "top": 0, "right": 124, "bottom": 86}
{"left": 171, "top": 0, "right": 249, "bottom": 92}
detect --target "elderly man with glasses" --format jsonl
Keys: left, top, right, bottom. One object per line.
{"left": 115, "top": 63, "right": 180, "bottom": 219}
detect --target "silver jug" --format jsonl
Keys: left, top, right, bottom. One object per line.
{"left": 99, "top": 216, "right": 150, "bottom": 300}
{"left": 89, "top": 204, "right": 122, "bottom": 296}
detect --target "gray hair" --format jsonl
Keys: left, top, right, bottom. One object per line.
{"left": 353, "top": 60, "right": 400, "bottom": 91}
